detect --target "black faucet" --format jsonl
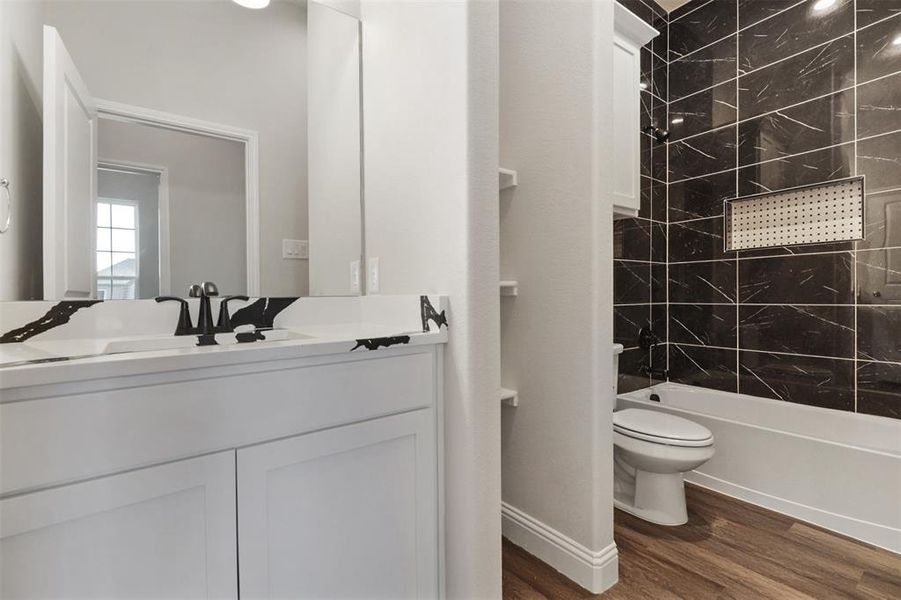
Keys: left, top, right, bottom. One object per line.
{"left": 216, "top": 295, "right": 250, "bottom": 332}
{"left": 155, "top": 296, "right": 194, "bottom": 335}
{"left": 189, "top": 282, "right": 220, "bottom": 336}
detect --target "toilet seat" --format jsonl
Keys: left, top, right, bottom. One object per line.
{"left": 613, "top": 408, "right": 713, "bottom": 448}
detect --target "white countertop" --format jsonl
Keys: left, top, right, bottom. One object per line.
{"left": 0, "top": 323, "right": 447, "bottom": 392}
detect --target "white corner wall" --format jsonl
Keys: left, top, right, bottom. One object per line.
{"left": 360, "top": 0, "right": 501, "bottom": 597}
{"left": 499, "top": 0, "right": 617, "bottom": 593}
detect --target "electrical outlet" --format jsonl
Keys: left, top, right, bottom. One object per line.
{"left": 282, "top": 239, "right": 308, "bottom": 260}
{"left": 368, "top": 257, "right": 380, "bottom": 294}
{"left": 350, "top": 260, "right": 361, "bottom": 293}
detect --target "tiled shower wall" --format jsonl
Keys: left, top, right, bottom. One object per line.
{"left": 615, "top": 0, "right": 669, "bottom": 393}
{"left": 615, "top": 0, "right": 901, "bottom": 419}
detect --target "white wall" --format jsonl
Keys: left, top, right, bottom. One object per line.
{"left": 0, "top": 0, "right": 44, "bottom": 300}
{"left": 43, "top": 0, "right": 308, "bottom": 296}
{"left": 308, "top": 1, "right": 361, "bottom": 296}
{"left": 98, "top": 119, "right": 247, "bottom": 297}
{"left": 360, "top": 0, "right": 501, "bottom": 597}
{"left": 499, "top": 0, "right": 618, "bottom": 592}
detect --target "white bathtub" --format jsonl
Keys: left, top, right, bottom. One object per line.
{"left": 617, "top": 382, "right": 901, "bottom": 553}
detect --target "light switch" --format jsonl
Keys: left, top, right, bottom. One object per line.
{"left": 368, "top": 257, "right": 380, "bottom": 294}
{"left": 282, "top": 239, "right": 308, "bottom": 260}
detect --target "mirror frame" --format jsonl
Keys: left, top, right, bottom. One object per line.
{"left": 94, "top": 99, "right": 261, "bottom": 297}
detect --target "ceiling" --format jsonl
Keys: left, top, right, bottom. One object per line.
{"left": 655, "top": 0, "right": 694, "bottom": 12}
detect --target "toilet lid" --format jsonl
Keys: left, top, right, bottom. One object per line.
{"left": 613, "top": 409, "right": 713, "bottom": 447}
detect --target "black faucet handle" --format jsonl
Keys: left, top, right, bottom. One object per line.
{"left": 216, "top": 295, "right": 250, "bottom": 332}
{"left": 155, "top": 296, "right": 194, "bottom": 336}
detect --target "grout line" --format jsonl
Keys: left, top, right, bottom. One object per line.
{"left": 853, "top": 0, "right": 859, "bottom": 413}
{"left": 670, "top": 248, "right": 862, "bottom": 264}
{"left": 669, "top": 302, "right": 901, "bottom": 307}
{"left": 735, "top": 2, "right": 740, "bottom": 394}
{"left": 671, "top": 342, "right": 864, "bottom": 364}
{"left": 665, "top": 12, "right": 671, "bottom": 378}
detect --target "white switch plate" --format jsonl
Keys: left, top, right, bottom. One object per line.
{"left": 350, "top": 260, "right": 361, "bottom": 293}
{"left": 282, "top": 239, "right": 308, "bottom": 259}
{"left": 368, "top": 257, "right": 380, "bottom": 294}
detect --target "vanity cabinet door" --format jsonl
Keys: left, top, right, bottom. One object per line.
{"left": 237, "top": 409, "right": 438, "bottom": 599}
{"left": 0, "top": 452, "right": 238, "bottom": 600}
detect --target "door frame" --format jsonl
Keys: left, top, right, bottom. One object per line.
{"left": 94, "top": 99, "right": 261, "bottom": 296}
{"left": 96, "top": 160, "right": 170, "bottom": 296}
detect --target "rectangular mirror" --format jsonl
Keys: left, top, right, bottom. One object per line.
{"left": 0, "top": 0, "right": 363, "bottom": 300}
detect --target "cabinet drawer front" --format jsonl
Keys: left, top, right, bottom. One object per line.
{"left": 1, "top": 349, "right": 436, "bottom": 496}
{"left": 237, "top": 409, "right": 438, "bottom": 599}
{"left": 0, "top": 452, "right": 237, "bottom": 600}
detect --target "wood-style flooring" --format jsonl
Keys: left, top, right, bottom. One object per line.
{"left": 503, "top": 484, "right": 901, "bottom": 599}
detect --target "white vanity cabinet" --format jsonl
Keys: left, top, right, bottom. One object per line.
{"left": 0, "top": 344, "right": 444, "bottom": 599}
{"left": 0, "top": 452, "right": 238, "bottom": 599}
{"left": 238, "top": 409, "right": 437, "bottom": 599}
{"left": 611, "top": 2, "right": 658, "bottom": 218}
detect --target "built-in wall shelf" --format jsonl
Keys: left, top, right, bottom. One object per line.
{"left": 499, "top": 168, "right": 518, "bottom": 191}
{"left": 500, "top": 280, "right": 519, "bottom": 296}
{"left": 500, "top": 387, "right": 519, "bottom": 407}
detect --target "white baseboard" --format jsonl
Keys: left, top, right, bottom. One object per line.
{"left": 686, "top": 471, "right": 901, "bottom": 555}
{"left": 501, "top": 501, "right": 618, "bottom": 593}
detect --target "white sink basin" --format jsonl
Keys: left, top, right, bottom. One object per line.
{"left": 0, "top": 329, "right": 314, "bottom": 367}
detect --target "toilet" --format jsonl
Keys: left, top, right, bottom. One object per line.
{"left": 611, "top": 345, "right": 715, "bottom": 526}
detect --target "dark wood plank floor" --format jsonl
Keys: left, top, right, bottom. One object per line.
{"left": 503, "top": 484, "right": 901, "bottom": 599}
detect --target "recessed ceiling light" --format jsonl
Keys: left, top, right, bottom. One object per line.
{"left": 893, "top": 34, "right": 901, "bottom": 46}
{"left": 812, "top": 0, "right": 836, "bottom": 12}
{"left": 232, "top": 0, "right": 269, "bottom": 8}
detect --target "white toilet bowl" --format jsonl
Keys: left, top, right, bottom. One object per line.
{"left": 613, "top": 408, "right": 714, "bottom": 526}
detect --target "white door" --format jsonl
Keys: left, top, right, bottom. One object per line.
{"left": 237, "top": 410, "right": 438, "bottom": 599}
{"left": 43, "top": 25, "right": 97, "bottom": 299}
{"left": 0, "top": 452, "right": 238, "bottom": 600}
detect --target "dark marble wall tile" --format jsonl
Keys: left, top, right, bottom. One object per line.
{"left": 641, "top": 46, "right": 653, "bottom": 93}
{"left": 856, "top": 14, "right": 901, "bottom": 84}
{"left": 738, "top": 0, "right": 804, "bottom": 30}
{"left": 858, "top": 306, "right": 901, "bottom": 362}
{"left": 670, "top": 34, "right": 737, "bottom": 101}
{"left": 620, "top": 0, "right": 657, "bottom": 26}
{"left": 859, "top": 189, "right": 901, "bottom": 251}
{"left": 857, "top": 0, "right": 901, "bottom": 28}
{"left": 738, "top": 252, "right": 854, "bottom": 304}
{"left": 737, "top": 89, "right": 854, "bottom": 166}
{"left": 669, "top": 170, "right": 736, "bottom": 221}
{"left": 652, "top": 139, "right": 667, "bottom": 181}
{"left": 857, "top": 248, "right": 901, "bottom": 304}
{"left": 615, "top": 305, "right": 651, "bottom": 348}
{"left": 737, "top": 242, "right": 853, "bottom": 259}
{"left": 739, "top": 0, "right": 853, "bottom": 74}
{"left": 738, "top": 351, "right": 854, "bottom": 410}
{"left": 641, "top": 133, "right": 652, "bottom": 178}
{"left": 670, "top": 344, "right": 738, "bottom": 392}
{"left": 651, "top": 51, "right": 668, "bottom": 100}
{"left": 670, "top": 303, "right": 737, "bottom": 347}
{"left": 651, "top": 303, "right": 668, "bottom": 335}
{"left": 669, "top": 217, "right": 727, "bottom": 262}
{"left": 651, "top": 263, "right": 668, "bottom": 303}
{"left": 669, "top": 81, "right": 737, "bottom": 142}
{"left": 651, "top": 221, "right": 668, "bottom": 262}
{"left": 737, "top": 142, "right": 853, "bottom": 195}
{"left": 857, "top": 72, "right": 901, "bottom": 139}
{"left": 618, "top": 346, "right": 652, "bottom": 393}
{"left": 857, "top": 131, "right": 901, "bottom": 194}
{"left": 615, "top": 261, "right": 652, "bottom": 304}
{"left": 738, "top": 35, "right": 854, "bottom": 120}
{"left": 651, "top": 179, "right": 667, "bottom": 222}
{"left": 669, "top": 0, "right": 736, "bottom": 60}
{"left": 669, "top": 126, "right": 737, "bottom": 181}
{"left": 739, "top": 305, "right": 855, "bottom": 357}
{"left": 857, "top": 361, "right": 901, "bottom": 419}
{"left": 652, "top": 14, "right": 669, "bottom": 60}
{"left": 614, "top": 218, "right": 651, "bottom": 261}
{"left": 669, "top": 260, "right": 737, "bottom": 303}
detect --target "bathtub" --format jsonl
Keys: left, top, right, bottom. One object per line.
{"left": 617, "top": 382, "right": 901, "bottom": 553}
